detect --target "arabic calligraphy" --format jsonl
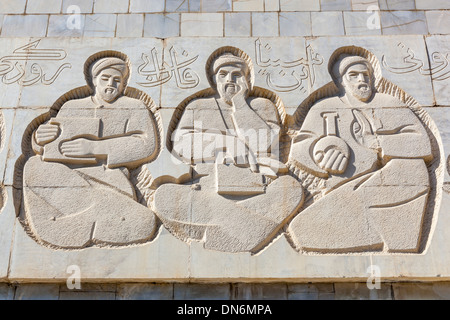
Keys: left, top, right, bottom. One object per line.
{"left": 0, "top": 40, "right": 71, "bottom": 86}
{"left": 254, "top": 39, "right": 324, "bottom": 93}
{"left": 382, "top": 42, "right": 450, "bottom": 81}
{"left": 137, "top": 46, "right": 200, "bottom": 89}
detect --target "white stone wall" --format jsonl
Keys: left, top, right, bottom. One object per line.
{"left": 0, "top": 0, "right": 449, "bottom": 299}
{"left": 0, "top": 0, "right": 449, "bottom": 37}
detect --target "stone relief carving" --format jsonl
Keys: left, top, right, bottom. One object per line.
{"left": 0, "top": 40, "right": 71, "bottom": 86}
{"left": 138, "top": 46, "right": 200, "bottom": 89}
{"left": 286, "top": 46, "right": 438, "bottom": 253}
{"left": 11, "top": 44, "right": 442, "bottom": 255}
{"left": 15, "top": 51, "right": 162, "bottom": 249}
{"left": 0, "top": 111, "right": 5, "bottom": 214}
{"left": 382, "top": 42, "right": 450, "bottom": 81}
{"left": 255, "top": 39, "right": 323, "bottom": 93}
{"left": 444, "top": 156, "right": 450, "bottom": 194}
{"left": 153, "top": 47, "right": 304, "bottom": 253}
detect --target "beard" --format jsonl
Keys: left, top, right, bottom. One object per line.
{"left": 348, "top": 82, "right": 373, "bottom": 102}
{"left": 97, "top": 86, "right": 120, "bottom": 103}
{"left": 217, "top": 83, "right": 240, "bottom": 105}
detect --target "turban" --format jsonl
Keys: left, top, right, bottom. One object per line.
{"left": 91, "top": 57, "right": 129, "bottom": 78}
{"left": 331, "top": 54, "right": 372, "bottom": 81}
{"left": 212, "top": 54, "right": 248, "bottom": 74}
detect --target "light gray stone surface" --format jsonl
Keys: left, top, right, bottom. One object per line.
{"left": 381, "top": 11, "right": 428, "bottom": 35}
{"left": 144, "top": 13, "right": 180, "bottom": 38}
{"left": 344, "top": 11, "right": 381, "bottom": 35}
{"left": 350, "top": 0, "right": 378, "bottom": 11}
{"left": 321, "top": 0, "right": 352, "bottom": 11}
{"left": 233, "top": 0, "right": 264, "bottom": 11}
{"left": 0, "top": 0, "right": 27, "bottom": 14}
{"left": 378, "top": 0, "right": 415, "bottom": 10}
{"left": 426, "top": 11, "right": 450, "bottom": 35}
{"left": 264, "top": 0, "right": 280, "bottom": 11}
{"left": 280, "top": 0, "right": 320, "bottom": 11}
{"left": 279, "top": 12, "right": 312, "bottom": 36}
{"left": 48, "top": 15, "right": 85, "bottom": 37}
{"left": 62, "top": 0, "right": 94, "bottom": 14}
{"left": 252, "top": 12, "right": 279, "bottom": 36}
{"left": 84, "top": 14, "right": 117, "bottom": 37}
{"left": 26, "top": 0, "right": 62, "bottom": 14}
{"left": 225, "top": 13, "right": 251, "bottom": 37}
{"left": 94, "top": 0, "right": 129, "bottom": 13}
{"left": 117, "top": 14, "right": 144, "bottom": 37}
{"left": 165, "top": 0, "right": 190, "bottom": 12}
{"left": 200, "top": 0, "right": 232, "bottom": 12}
{"left": 424, "top": 35, "right": 450, "bottom": 106}
{"left": 311, "top": 12, "right": 345, "bottom": 36}
{"left": 130, "top": 0, "right": 165, "bottom": 13}
{"left": 1, "top": 15, "right": 49, "bottom": 37}
{"left": 180, "top": 13, "right": 223, "bottom": 36}
{"left": 415, "top": 0, "right": 449, "bottom": 10}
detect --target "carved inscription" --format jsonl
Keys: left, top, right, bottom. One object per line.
{"left": 0, "top": 40, "right": 71, "bottom": 86}
{"left": 255, "top": 39, "right": 323, "bottom": 93}
{"left": 138, "top": 46, "right": 200, "bottom": 89}
{"left": 383, "top": 42, "right": 450, "bottom": 81}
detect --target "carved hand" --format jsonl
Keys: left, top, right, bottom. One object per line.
{"left": 313, "top": 135, "right": 350, "bottom": 175}
{"left": 314, "top": 148, "right": 349, "bottom": 174}
{"left": 35, "top": 123, "right": 60, "bottom": 146}
{"left": 60, "top": 138, "right": 96, "bottom": 157}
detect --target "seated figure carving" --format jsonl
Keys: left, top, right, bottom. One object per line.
{"left": 22, "top": 54, "right": 160, "bottom": 248}
{"left": 287, "top": 49, "right": 433, "bottom": 253}
{"left": 154, "top": 48, "right": 304, "bottom": 253}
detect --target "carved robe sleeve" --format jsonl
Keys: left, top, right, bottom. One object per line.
{"left": 232, "top": 97, "right": 280, "bottom": 157}
{"left": 172, "top": 100, "right": 230, "bottom": 164}
{"left": 106, "top": 106, "right": 157, "bottom": 168}
{"left": 376, "top": 108, "right": 433, "bottom": 163}
{"left": 289, "top": 107, "right": 328, "bottom": 178}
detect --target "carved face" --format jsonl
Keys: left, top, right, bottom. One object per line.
{"left": 93, "top": 68, "right": 125, "bottom": 103}
{"left": 214, "top": 65, "right": 249, "bottom": 104}
{"left": 342, "top": 63, "right": 373, "bottom": 102}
